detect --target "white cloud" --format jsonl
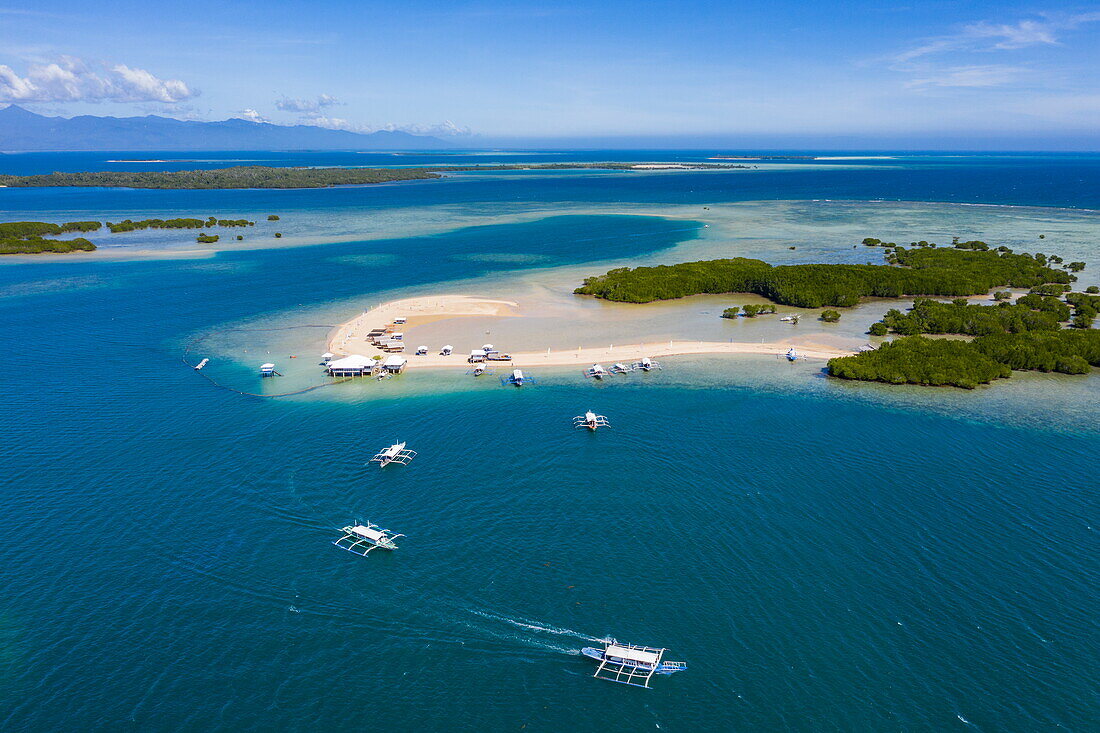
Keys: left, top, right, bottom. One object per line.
{"left": 0, "top": 56, "right": 196, "bottom": 103}
{"left": 275, "top": 94, "right": 339, "bottom": 112}
{"left": 907, "top": 65, "right": 1025, "bottom": 89}
{"left": 233, "top": 108, "right": 269, "bottom": 123}
{"left": 894, "top": 12, "right": 1100, "bottom": 64}
{"left": 297, "top": 114, "right": 471, "bottom": 137}
{"left": 300, "top": 114, "right": 351, "bottom": 130}
{"left": 374, "top": 120, "right": 472, "bottom": 137}
{"left": 886, "top": 13, "right": 1100, "bottom": 91}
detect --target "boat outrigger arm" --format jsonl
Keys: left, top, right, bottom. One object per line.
{"left": 582, "top": 641, "right": 687, "bottom": 688}
{"left": 369, "top": 442, "right": 417, "bottom": 467}
{"left": 332, "top": 522, "right": 405, "bottom": 556}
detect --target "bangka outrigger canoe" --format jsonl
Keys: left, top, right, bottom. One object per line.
{"left": 572, "top": 410, "right": 611, "bottom": 431}
{"left": 581, "top": 640, "right": 686, "bottom": 687}
{"left": 369, "top": 441, "right": 417, "bottom": 467}
{"left": 332, "top": 522, "right": 404, "bottom": 557}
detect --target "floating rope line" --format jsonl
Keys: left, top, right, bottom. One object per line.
{"left": 182, "top": 324, "right": 360, "bottom": 399}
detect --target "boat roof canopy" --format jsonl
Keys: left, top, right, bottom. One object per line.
{"left": 606, "top": 644, "right": 660, "bottom": 665}
{"left": 351, "top": 525, "right": 385, "bottom": 541}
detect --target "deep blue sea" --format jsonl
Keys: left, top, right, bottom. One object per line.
{"left": 0, "top": 152, "right": 1097, "bottom": 731}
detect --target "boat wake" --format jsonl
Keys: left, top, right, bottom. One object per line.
{"left": 461, "top": 608, "right": 610, "bottom": 654}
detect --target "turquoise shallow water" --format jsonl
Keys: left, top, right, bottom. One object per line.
{"left": 1, "top": 154, "right": 1098, "bottom": 731}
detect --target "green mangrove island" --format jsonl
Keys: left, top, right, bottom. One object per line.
{"left": 577, "top": 238, "right": 1097, "bottom": 389}
{"left": 0, "top": 220, "right": 101, "bottom": 254}
{"left": 0, "top": 163, "right": 739, "bottom": 190}
{"left": 0, "top": 215, "right": 272, "bottom": 254}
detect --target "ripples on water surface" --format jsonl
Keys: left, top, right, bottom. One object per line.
{"left": 0, "top": 154, "right": 1098, "bottom": 731}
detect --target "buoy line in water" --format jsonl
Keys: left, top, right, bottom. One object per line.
{"left": 182, "top": 324, "right": 355, "bottom": 398}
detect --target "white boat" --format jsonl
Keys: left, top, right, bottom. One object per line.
{"left": 585, "top": 363, "right": 608, "bottom": 379}
{"left": 194, "top": 358, "right": 209, "bottom": 370}
{"left": 581, "top": 641, "right": 686, "bottom": 688}
{"left": 611, "top": 362, "right": 630, "bottom": 374}
{"left": 333, "top": 522, "right": 404, "bottom": 557}
{"left": 573, "top": 410, "right": 611, "bottom": 430}
{"left": 369, "top": 441, "right": 417, "bottom": 467}
{"left": 632, "top": 357, "right": 662, "bottom": 372}
{"left": 501, "top": 368, "right": 535, "bottom": 386}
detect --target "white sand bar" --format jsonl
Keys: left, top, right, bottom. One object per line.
{"left": 330, "top": 295, "right": 521, "bottom": 355}
{"left": 329, "top": 293, "right": 856, "bottom": 369}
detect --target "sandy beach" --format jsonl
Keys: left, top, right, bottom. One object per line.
{"left": 329, "top": 294, "right": 521, "bottom": 355}
{"left": 328, "top": 293, "right": 856, "bottom": 368}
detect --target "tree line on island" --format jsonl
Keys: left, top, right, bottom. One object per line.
{"left": 576, "top": 236, "right": 1096, "bottom": 389}
{"left": 0, "top": 163, "right": 741, "bottom": 190}
{"left": 0, "top": 220, "right": 101, "bottom": 254}
{"left": 0, "top": 215, "right": 283, "bottom": 253}
{"left": 574, "top": 246, "right": 1072, "bottom": 307}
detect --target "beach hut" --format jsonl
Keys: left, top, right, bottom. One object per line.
{"left": 468, "top": 349, "right": 486, "bottom": 363}
{"left": 260, "top": 363, "right": 279, "bottom": 377}
{"left": 382, "top": 355, "right": 408, "bottom": 373}
{"left": 415, "top": 345, "right": 428, "bottom": 355}
{"left": 327, "top": 354, "right": 374, "bottom": 376}
{"left": 393, "top": 317, "right": 407, "bottom": 325}
{"left": 321, "top": 352, "right": 334, "bottom": 363}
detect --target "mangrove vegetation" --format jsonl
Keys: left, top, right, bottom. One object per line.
{"left": 575, "top": 246, "right": 1072, "bottom": 307}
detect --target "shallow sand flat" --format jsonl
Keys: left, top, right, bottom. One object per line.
{"left": 329, "top": 294, "right": 520, "bottom": 355}
{"left": 400, "top": 338, "right": 851, "bottom": 369}
{"left": 328, "top": 290, "right": 855, "bottom": 368}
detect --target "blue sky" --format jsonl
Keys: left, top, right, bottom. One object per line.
{"left": 2, "top": 1, "right": 1099, "bottom": 143}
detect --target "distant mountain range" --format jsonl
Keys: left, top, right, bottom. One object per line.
{"left": 0, "top": 105, "right": 450, "bottom": 151}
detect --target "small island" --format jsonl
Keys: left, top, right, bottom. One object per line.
{"left": 0, "top": 215, "right": 273, "bottom": 254}
{"left": 0, "top": 162, "right": 743, "bottom": 190}
{"left": 577, "top": 238, "right": 1096, "bottom": 389}
{"left": 0, "top": 220, "right": 101, "bottom": 254}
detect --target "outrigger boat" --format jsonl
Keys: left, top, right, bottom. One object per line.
{"left": 585, "top": 363, "right": 609, "bottom": 379}
{"left": 332, "top": 522, "right": 404, "bottom": 557}
{"left": 369, "top": 441, "right": 417, "bottom": 467}
{"left": 632, "top": 357, "right": 661, "bottom": 372}
{"left": 581, "top": 641, "right": 686, "bottom": 688}
{"left": 785, "top": 348, "right": 799, "bottom": 362}
{"left": 610, "top": 362, "right": 631, "bottom": 374}
{"left": 501, "top": 368, "right": 534, "bottom": 386}
{"left": 573, "top": 410, "right": 611, "bottom": 430}
{"left": 472, "top": 363, "right": 487, "bottom": 376}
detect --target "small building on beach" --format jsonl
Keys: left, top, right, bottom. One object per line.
{"left": 382, "top": 355, "right": 408, "bottom": 374}
{"left": 327, "top": 354, "right": 375, "bottom": 377}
